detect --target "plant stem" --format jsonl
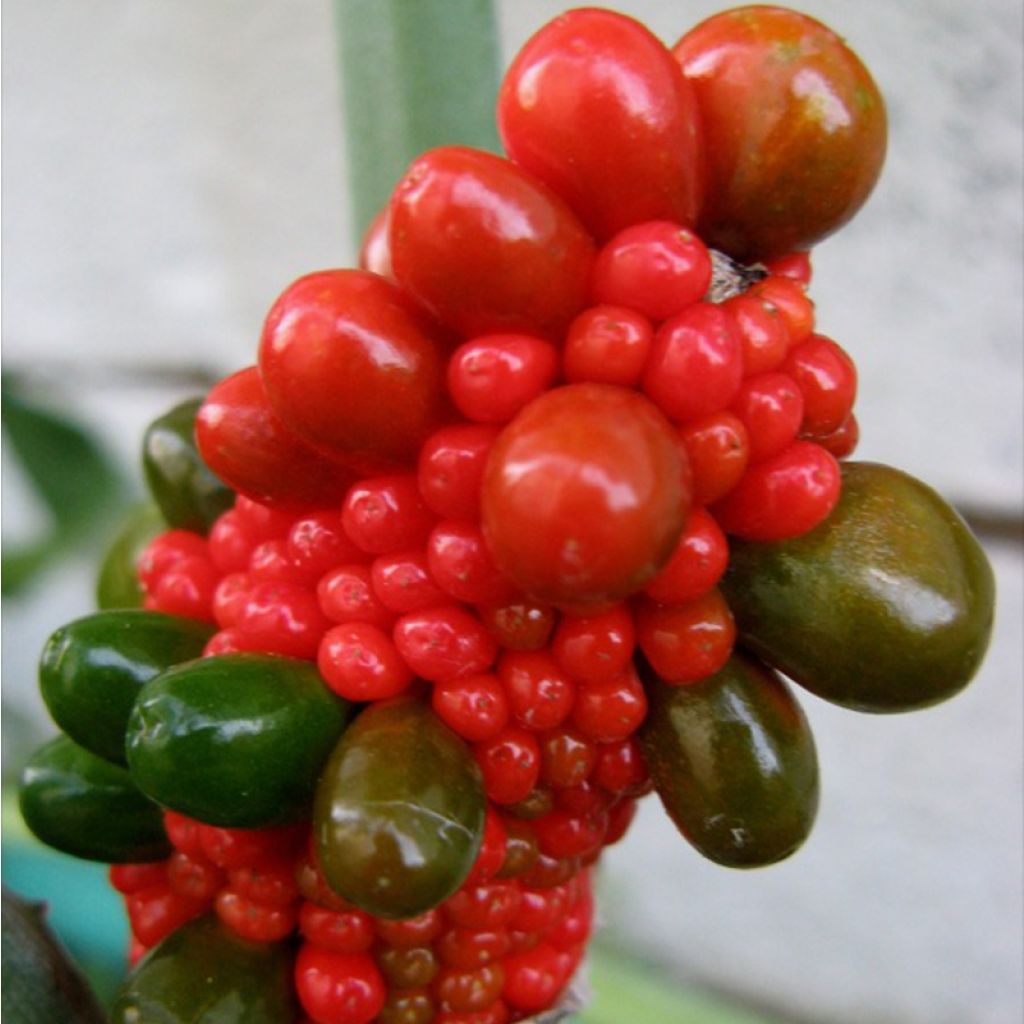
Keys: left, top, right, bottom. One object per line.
{"left": 333, "top": 0, "right": 502, "bottom": 249}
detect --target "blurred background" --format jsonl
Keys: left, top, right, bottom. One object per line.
{"left": 2, "top": 1, "right": 1021, "bottom": 1022}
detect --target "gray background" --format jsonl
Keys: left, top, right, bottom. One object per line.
{"left": 3, "top": 3, "right": 1022, "bottom": 1023}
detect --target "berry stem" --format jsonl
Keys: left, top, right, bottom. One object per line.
{"left": 706, "top": 249, "right": 769, "bottom": 304}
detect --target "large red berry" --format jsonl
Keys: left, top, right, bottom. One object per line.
{"left": 674, "top": 6, "right": 887, "bottom": 260}
{"left": 498, "top": 7, "right": 703, "bottom": 240}
{"left": 259, "top": 270, "right": 451, "bottom": 472}
{"left": 196, "top": 367, "right": 354, "bottom": 510}
{"left": 389, "top": 146, "right": 595, "bottom": 340}
{"left": 294, "top": 945, "right": 386, "bottom": 1024}
{"left": 482, "top": 384, "right": 689, "bottom": 610}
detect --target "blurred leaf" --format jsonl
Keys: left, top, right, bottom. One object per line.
{"left": 2, "top": 377, "right": 126, "bottom": 595}
{"left": 1, "top": 887, "right": 106, "bottom": 1024}
{"left": 334, "top": 0, "right": 502, "bottom": 245}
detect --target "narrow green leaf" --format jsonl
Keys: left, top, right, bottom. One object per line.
{"left": 2, "top": 378, "right": 126, "bottom": 594}
{"left": 333, "top": 0, "right": 502, "bottom": 246}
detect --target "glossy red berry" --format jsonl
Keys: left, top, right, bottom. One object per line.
{"left": 730, "top": 372, "right": 805, "bottom": 463}
{"left": 783, "top": 334, "right": 858, "bottom": 437}
{"left": 723, "top": 292, "right": 790, "bottom": 375}
{"left": 299, "top": 902, "right": 375, "bottom": 954}
{"left": 259, "top": 270, "right": 451, "bottom": 473}
{"left": 432, "top": 673, "right": 509, "bottom": 744}
{"left": 551, "top": 604, "right": 635, "bottom": 683}
{"left": 590, "top": 221, "right": 711, "bottom": 321}
{"left": 342, "top": 476, "right": 435, "bottom": 555}
{"left": 678, "top": 409, "right": 750, "bottom": 507}
{"left": 447, "top": 335, "right": 558, "bottom": 425}
{"left": 562, "top": 305, "right": 653, "bottom": 387}
{"left": 428, "top": 521, "right": 518, "bottom": 606}
{"left": 318, "top": 565, "right": 395, "bottom": 629}
{"left": 569, "top": 665, "right": 647, "bottom": 744}
{"left": 393, "top": 605, "right": 498, "bottom": 682}
{"left": 370, "top": 550, "right": 447, "bottom": 615}
{"left": 294, "top": 944, "right": 386, "bottom": 1024}
{"left": 417, "top": 424, "right": 500, "bottom": 522}
{"left": 196, "top": 367, "right": 354, "bottom": 509}
{"left": 635, "top": 588, "right": 736, "bottom": 685}
{"left": 498, "top": 7, "right": 703, "bottom": 240}
{"left": 318, "top": 622, "right": 413, "bottom": 701}
{"left": 482, "top": 384, "right": 689, "bottom": 609}
{"left": 389, "top": 146, "right": 595, "bottom": 339}
{"left": 643, "top": 506, "right": 729, "bottom": 605}
{"left": 643, "top": 303, "right": 743, "bottom": 424}
{"left": 713, "top": 439, "right": 841, "bottom": 541}
{"left": 475, "top": 728, "right": 542, "bottom": 806}
{"left": 498, "top": 651, "right": 576, "bottom": 732}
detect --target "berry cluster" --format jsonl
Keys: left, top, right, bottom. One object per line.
{"left": 17, "top": 7, "right": 995, "bottom": 1024}
{"left": 117, "top": 10, "right": 865, "bottom": 1020}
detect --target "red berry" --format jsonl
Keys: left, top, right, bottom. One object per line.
{"left": 417, "top": 424, "right": 500, "bottom": 522}
{"left": 433, "top": 962, "right": 505, "bottom": 1014}
{"left": 590, "top": 221, "right": 711, "bottom": 321}
{"left": 299, "top": 902, "right": 375, "bottom": 954}
{"left": 137, "top": 530, "right": 207, "bottom": 592}
{"left": 371, "top": 550, "right": 447, "bottom": 615}
{"left": 498, "top": 651, "right": 576, "bottom": 733}
{"left": 679, "top": 409, "right": 750, "bottom": 506}
{"left": 235, "top": 580, "right": 328, "bottom": 659}
{"left": 482, "top": 384, "right": 689, "bottom": 609}
{"left": 259, "top": 270, "right": 451, "bottom": 473}
{"left": 730, "top": 372, "right": 805, "bottom": 463}
{"left": 288, "top": 512, "right": 363, "bottom": 579}
{"left": 196, "top": 367, "right": 354, "bottom": 509}
{"left": 748, "top": 276, "right": 815, "bottom": 346}
{"left": 763, "top": 251, "right": 812, "bottom": 287}
{"left": 167, "top": 851, "right": 224, "bottom": 904}
{"left": 126, "top": 884, "right": 205, "bottom": 947}
{"left": 635, "top": 589, "right": 736, "bottom": 684}
{"left": 432, "top": 673, "right": 510, "bottom": 743}
{"left": 215, "top": 887, "right": 297, "bottom": 942}
{"left": 445, "top": 881, "right": 522, "bottom": 931}
{"left": 163, "top": 811, "right": 205, "bottom": 859}
{"left": 532, "top": 808, "right": 608, "bottom": 860}
{"left": 318, "top": 565, "right": 394, "bottom": 628}
{"left": 563, "top": 305, "right": 653, "bottom": 389}
{"left": 475, "top": 728, "right": 542, "bottom": 806}
{"left": 208, "top": 510, "right": 259, "bottom": 574}
{"left": 592, "top": 738, "right": 650, "bottom": 798}
{"left": 389, "top": 146, "right": 595, "bottom": 339}
{"left": 197, "top": 822, "right": 304, "bottom": 871}
{"left": 376, "top": 910, "right": 445, "bottom": 948}
{"left": 539, "top": 727, "right": 597, "bottom": 790}
{"left": 783, "top": 334, "right": 858, "bottom": 437}
{"left": 394, "top": 605, "right": 498, "bottom": 682}
{"left": 447, "top": 335, "right": 558, "bottom": 424}
{"left": 428, "top": 522, "right": 518, "bottom": 606}
{"left": 249, "top": 539, "right": 309, "bottom": 585}
{"left": 376, "top": 946, "right": 439, "bottom": 989}
{"left": 148, "top": 556, "right": 217, "bottom": 621}
{"left": 713, "top": 440, "right": 841, "bottom": 541}
{"left": 551, "top": 603, "right": 635, "bottom": 684}
{"left": 109, "top": 862, "right": 168, "bottom": 895}
{"left": 502, "top": 943, "right": 570, "bottom": 1012}
{"left": 318, "top": 622, "right": 413, "bottom": 701}
{"left": 437, "top": 928, "right": 511, "bottom": 970}
{"left": 477, "top": 600, "right": 556, "bottom": 652}
{"left": 570, "top": 665, "right": 647, "bottom": 743}
{"left": 723, "top": 292, "right": 790, "bottom": 375}
{"left": 228, "top": 858, "right": 300, "bottom": 908}
{"left": 643, "top": 303, "right": 743, "bottom": 424}
{"left": 643, "top": 506, "right": 729, "bottom": 605}
{"left": 294, "top": 944, "right": 386, "bottom": 1024}
{"left": 812, "top": 412, "right": 860, "bottom": 459}
{"left": 342, "top": 476, "right": 436, "bottom": 555}
{"left": 498, "top": 8, "right": 703, "bottom": 240}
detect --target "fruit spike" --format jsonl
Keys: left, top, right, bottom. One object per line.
{"left": 19, "top": 7, "right": 993, "bottom": 1023}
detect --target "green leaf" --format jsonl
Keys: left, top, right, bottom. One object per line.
{"left": 2, "top": 377, "right": 126, "bottom": 595}
{"left": 333, "top": 0, "right": 502, "bottom": 246}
